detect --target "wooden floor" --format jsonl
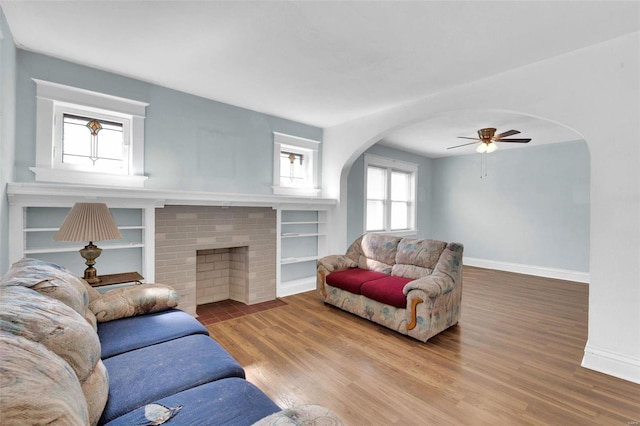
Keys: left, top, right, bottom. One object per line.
{"left": 206, "top": 267, "right": 640, "bottom": 425}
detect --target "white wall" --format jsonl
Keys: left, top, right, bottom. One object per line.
{"left": 431, "top": 140, "right": 590, "bottom": 278}
{"left": 0, "top": 9, "right": 17, "bottom": 274}
{"left": 322, "top": 33, "right": 640, "bottom": 383}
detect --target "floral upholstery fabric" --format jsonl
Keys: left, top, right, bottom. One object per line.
{"left": 0, "top": 285, "right": 101, "bottom": 382}
{"left": 252, "top": 404, "right": 344, "bottom": 425}
{"left": 345, "top": 234, "right": 401, "bottom": 274}
{"left": 0, "top": 332, "right": 90, "bottom": 425}
{"left": 392, "top": 238, "right": 447, "bottom": 279}
{"left": 82, "top": 360, "right": 110, "bottom": 426}
{"left": 90, "top": 283, "right": 179, "bottom": 322}
{"left": 1, "top": 258, "right": 90, "bottom": 318}
{"left": 317, "top": 234, "right": 463, "bottom": 342}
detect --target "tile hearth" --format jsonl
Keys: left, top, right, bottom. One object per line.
{"left": 196, "top": 299, "right": 287, "bottom": 325}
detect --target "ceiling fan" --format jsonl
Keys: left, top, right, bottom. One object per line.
{"left": 448, "top": 128, "right": 531, "bottom": 153}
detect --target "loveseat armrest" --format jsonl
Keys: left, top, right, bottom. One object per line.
{"left": 317, "top": 255, "right": 357, "bottom": 298}
{"left": 317, "top": 254, "right": 358, "bottom": 273}
{"left": 403, "top": 273, "right": 455, "bottom": 298}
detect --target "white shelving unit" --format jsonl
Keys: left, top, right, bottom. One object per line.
{"left": 9, "top": 203, "right": 156, "bottom": 282}
{"left": 276, "top": 209, "right": 328, "bottom": 297}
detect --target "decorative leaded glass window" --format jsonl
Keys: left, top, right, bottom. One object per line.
{"left": 273, "top": 132, "right": 321, "bottom": 196}
{"left": 62, "top": 114, "right": 125, "bottom": 170}
{"left": 33, "top": 79, "right": 149, "bottom": 187}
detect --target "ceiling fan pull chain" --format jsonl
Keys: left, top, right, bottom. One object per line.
{"left": 485, "top": 154, "right": 488, "bottom": 177}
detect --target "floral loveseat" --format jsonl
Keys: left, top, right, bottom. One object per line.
{"left": 317, "top": 234, "right": 463, "bottom": 342}
{"left": 0, "top": 258, "right": 342, "bottom": 426}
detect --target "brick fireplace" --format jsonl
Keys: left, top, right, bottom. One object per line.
{"left": 155, "top": 205, "right": 277, "bottom": 316}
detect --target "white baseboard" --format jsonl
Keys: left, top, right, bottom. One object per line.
{"left": 277, "top": 276, "right": 316, "bottom": 297}
{"left": 463, "top": 257, "right": 589, "bottom": 283}
{"left": 582, "top": 343, "right": 640, "bottom": 384}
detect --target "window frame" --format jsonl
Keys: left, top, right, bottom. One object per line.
{"left": 364, "top": 154, "right": 418, "bottom": 236}
{"left": 272, "top": 132, "right": 320, "bottom": 197}
{"left": 32, "top": 79, "right": 148, "bottom": 187}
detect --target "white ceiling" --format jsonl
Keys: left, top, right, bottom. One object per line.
{"left": 2, "top": 1, "right": 639, "bottom": 157}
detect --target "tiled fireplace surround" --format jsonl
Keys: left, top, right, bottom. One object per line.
{"left": 155, "top": 205, "right": 277, "bottom": 316}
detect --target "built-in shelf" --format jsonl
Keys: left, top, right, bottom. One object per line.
{"left": 281, "top": 255, "right": 319, "bottom": 264}
{"left": 277, "top": 209, "right": 327, "bottom": 297}
{"left": 281, "top": 232, "right": 323, "bottom": 238}
{"left": 25, "top": 243, "right": 144, "bottom": 254}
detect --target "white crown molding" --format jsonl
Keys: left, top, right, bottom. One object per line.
{"left": 463, "top": 257, "right": 590, "bottom": 283}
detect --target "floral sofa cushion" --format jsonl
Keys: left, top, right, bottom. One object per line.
{"left": 0, "top": 285, "right": 100, "bottom": 382}
{"left": 392, "top": 237, "right": 447, "bottom": 279}
{"left": 0, "top": 257, "right": 97, "bottom": 329}
{"left": 90, "top": 283, "right": 179, "bottom": 322}
{"left": 0, "top": 331, "right": 90, "bottom": 425}
{"left": 346, "top": 233, "right": 401, "bottom": 274}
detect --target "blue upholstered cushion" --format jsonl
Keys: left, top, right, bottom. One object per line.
{"left": 97, "top": 309, "right": 209, "bottom": 359}
{"left": 104, "top": 378, "right": 281, "bottom": 426}
{"left": 99, "top": 334, "right": 245, "bottom": 424}
{"left": 326, "top": 268, "right": 389, "bottom": 294}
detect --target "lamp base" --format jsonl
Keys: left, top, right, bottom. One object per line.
{"left": 79, "top": 242, "right": 102, "bottom": 284}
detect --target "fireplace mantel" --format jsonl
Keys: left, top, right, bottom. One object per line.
{"left": 7, "top": 182, "right": 337, "bottom": 209}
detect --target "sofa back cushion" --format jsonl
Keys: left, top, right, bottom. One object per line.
{"left": 346, "top": 233, "right": 401, "bottom": 274}
{"left": 1, "top": 258, "right": 89, "bottom": 316}
{"left": 0, "top": 286, "right": 101, "bottom": 382}
{"left": 392, "top": 238, "right": 447, "bottom": 279}
{"left": 0, "top": 332, "right": 90, "bottom": 425}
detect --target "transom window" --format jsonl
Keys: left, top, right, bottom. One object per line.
{"left": 32, "top": 79, "right": 148, "bottom": 187}
{"left": 279, "top": 149, "right": 307, "bottom": 187}
{"left": 273, "top": 132, "right": 320, "bottom": 196}
{"left": 60, "top": 113, "right": 127, "bottom": 172}
{"left": 364, "top": 154, "right": 417, "bottom": 234}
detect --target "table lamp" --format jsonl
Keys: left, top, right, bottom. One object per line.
{"left": 54, "top": 203, "right": 123, "bottom": 284}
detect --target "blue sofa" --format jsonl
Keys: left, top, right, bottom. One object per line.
{"left": 0, "top": 259, "right": 342, "bottom": 425}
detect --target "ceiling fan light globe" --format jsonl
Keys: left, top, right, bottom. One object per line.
{"left": 476, "top": 144, "right": 488, "bottom": 153}
{"left": 486, "top": 142, "right": 498, "bottom": 153}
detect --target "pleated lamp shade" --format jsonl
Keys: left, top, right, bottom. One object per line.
{"left": 54, "top": 203, "right": 123, "bottom": 242}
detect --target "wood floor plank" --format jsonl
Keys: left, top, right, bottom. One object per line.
{"left": 206, "top": 266, "right": 640, "bottom": 425}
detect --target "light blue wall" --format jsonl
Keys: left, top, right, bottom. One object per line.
{"left": 347, "top": 140, "right": 590, "bottom": 273}
{"left": 347, "top": 144, "right": 433, "bottom": 243}
{"left": 14, "top": 50, "right": 322, "bottom": 193}
{"left": 431, "top": 140, "right": 590, "bottom": 272}
{"left": 0, "top": 9, "right": 17, "bottom": 274}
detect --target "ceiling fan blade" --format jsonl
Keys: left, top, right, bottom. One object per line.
{"left": 447, "top": 141, "right": 478, "bottom": 149}
{"left": 495, "top": 138, "right": 531, "bottom": 143}
{"left": 456, "top": 136, "right": 481, "bottom": 141}
{"left": 494, "top": 129, "right": 520, "bottom": 139}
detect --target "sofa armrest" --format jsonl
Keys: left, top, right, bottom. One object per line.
{"left": 317, "top": 255, "right": 357, "bottom": 298}
{"left": 252, "top": 404, "right": 344, "bottom": 425}
{"left": 403, "top": 273, "right": 455, "bottom": 298}
{"left": 90, "top": 283, "right": 179, "bottom": 322}
{"left": 317, "top": 255, "right": 357, "bottom": 273}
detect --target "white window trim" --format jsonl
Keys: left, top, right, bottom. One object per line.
{"left": 31, "top": 79, "right": 149, "bottom": 187}
{"left": 364, "top": 153, "right": 418, "bottom": 237}
{"left": 273, "top": 132, "right": 321, "bottom": 197}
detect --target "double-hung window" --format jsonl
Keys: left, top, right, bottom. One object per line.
{"left": 32, "top": 79, "right": 148, "bottom": 187}
{"left": 364, "top": 154, "right": 417, "bottom": 235}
